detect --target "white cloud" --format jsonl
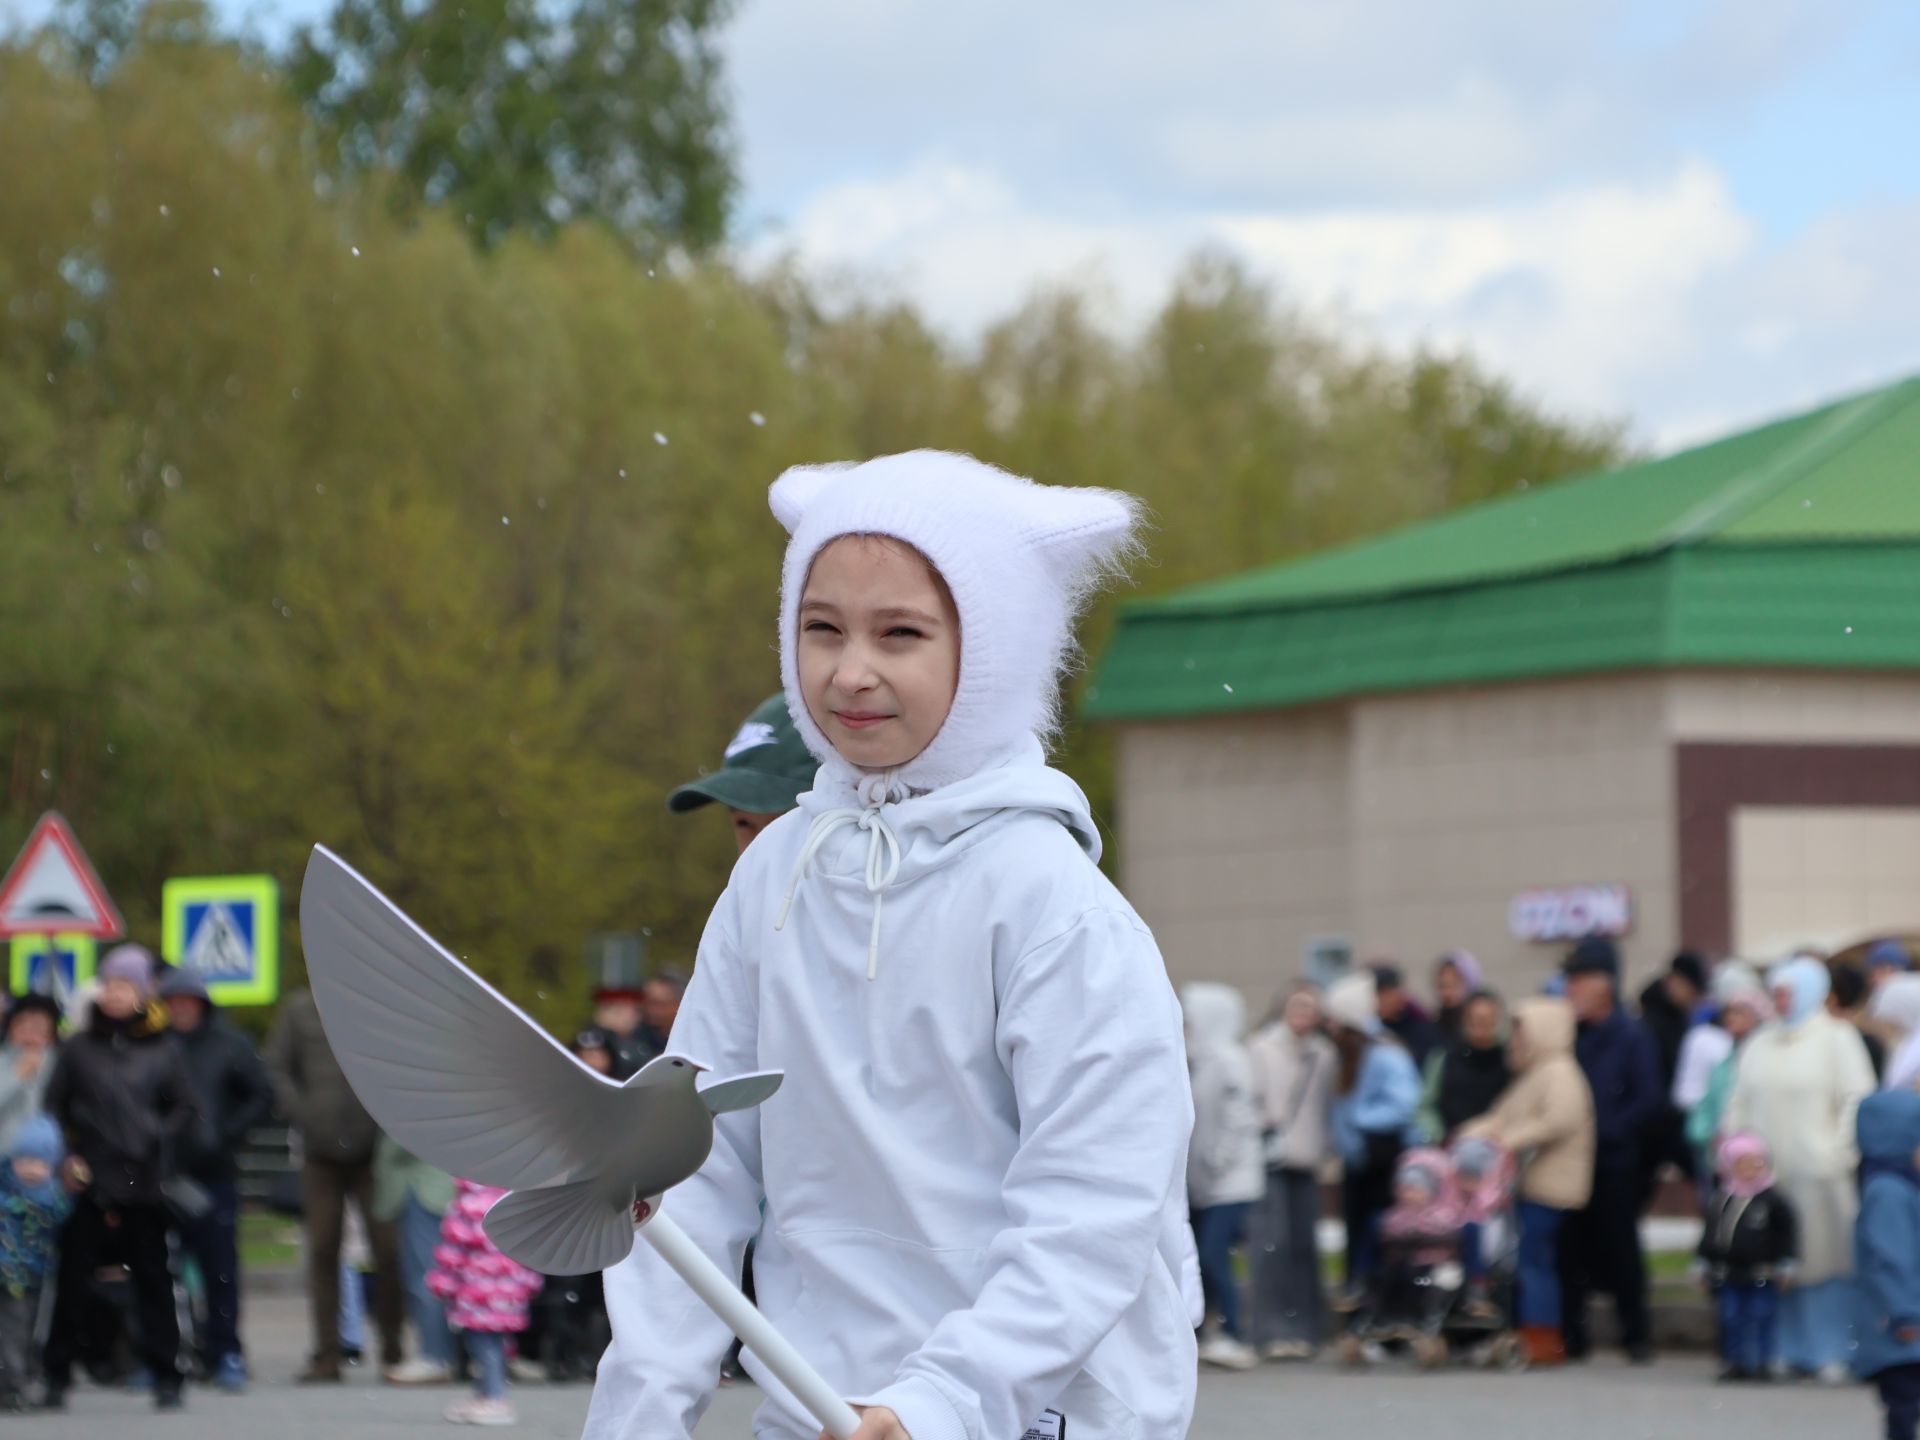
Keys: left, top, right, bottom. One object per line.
{"left": 749, "top": 157, "right": 1807, "bottom": 442}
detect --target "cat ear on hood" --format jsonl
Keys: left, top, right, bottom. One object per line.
{"left": 768, "top": 462, "right": 857, "bottom": 535}
{"left": 1014, "top": 483, "right": 1144, "bottom": 588}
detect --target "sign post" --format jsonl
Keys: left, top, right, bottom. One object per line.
{"left": 0, "top": 812, "right": 123, "bottom": 1008}
{"left": 162, "top": 874, "right": 281, "bottom": 1006}
{"left": 7, "top": 933, "right": 98, "bottom": 1001}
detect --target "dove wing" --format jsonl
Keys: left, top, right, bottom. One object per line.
{"left": 299, "top": 845, "right": 627, "bottom": 1191}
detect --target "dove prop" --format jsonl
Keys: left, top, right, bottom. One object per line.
{"left": 297, "top": 845, "right": 861, "bottom": 1440}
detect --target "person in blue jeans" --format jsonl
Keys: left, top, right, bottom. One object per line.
{"left": 1183, "top": 984, "right": 1267, "bottom": 1370}
{"left": 373, "top": 1137, "right": 458, "bottom": 1384}
{"left": 1326, "top": 972, "right": 1423, "bottom": 1291}
{"left": 1855, "top": 1090, "right": 1920, "bottom": 1440}
{"left": 1697, "top": 1132, "right": 1797, "bottom": 1382}
{"left": 159, "top": 967, "right": 276, "bottom": 1393}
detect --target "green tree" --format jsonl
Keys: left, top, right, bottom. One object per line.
{"left": 0, "top": 28, "right": 1622, "bottom": 1024}
{"left": 286, "top": 0, "right": 738, "bottom": 252}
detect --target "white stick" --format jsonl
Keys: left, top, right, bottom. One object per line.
{"left": 642, "top": 1210, "right": 862, "bottom": 1440}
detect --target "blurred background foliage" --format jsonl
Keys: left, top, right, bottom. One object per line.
{"left": 0, "top": 0, "right": 1622, "bottom": 1024}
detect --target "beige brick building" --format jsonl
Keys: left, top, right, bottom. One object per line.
{"left": 1086, "top": 378, "right": 1920, "bottom": 1001}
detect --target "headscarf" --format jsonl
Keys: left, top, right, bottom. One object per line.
{"left": 1434, "top": 950, "right": 1484, "bottom": 1036}
{"left": 1436, "top": 950, "right": 1482, "bottom": 992}
{"left": 1769, "top": 957, "right": 1830, "bottom": 1028}
{"left": 1715, "top": 1131, "right": 1775, "bottom": 1199}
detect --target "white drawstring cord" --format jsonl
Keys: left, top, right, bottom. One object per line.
{"left": 775, "top": 802, "right": 904, "bottom": 981}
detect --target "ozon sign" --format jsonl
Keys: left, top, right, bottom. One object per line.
{"left": 1509, "top": 885, "right": 1633, "bottom": 943}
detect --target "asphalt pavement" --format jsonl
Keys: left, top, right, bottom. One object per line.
{"left": 18, "top": 1287, "right": 1878, "bottom": 1440}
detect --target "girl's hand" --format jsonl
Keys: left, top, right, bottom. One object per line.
{"left": 823, "top": 1405, "right": 911, "bottom": 1440}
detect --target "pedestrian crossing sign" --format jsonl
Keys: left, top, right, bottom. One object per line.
{"left": 162, "top": 874, "right": 280, "bottom": 1006}
{"left": 8, "top": 931, "right": 96, "bottom": 1002}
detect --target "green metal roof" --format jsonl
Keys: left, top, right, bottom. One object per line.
{"left": 1086, "top": 376, "right": 1920, "bottom": 721}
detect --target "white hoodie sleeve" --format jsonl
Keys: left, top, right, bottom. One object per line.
{"left": 860, "top": 908, "right": 1192, "bottom": 1440}
{"left": 582, "top": 898, "right": 764, "bottom": 1440}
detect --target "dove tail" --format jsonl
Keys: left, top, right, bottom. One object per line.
{"left": 483, "top": 1180, "right": 638, "bottom": 1276}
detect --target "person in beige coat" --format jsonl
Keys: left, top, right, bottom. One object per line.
{"left": 1463, "top": 996, "right": 1594, "bottom": 1365}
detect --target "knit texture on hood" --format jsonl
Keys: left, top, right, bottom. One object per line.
{"left": 771, "top": 451, "right": 1139, "bottom": 797}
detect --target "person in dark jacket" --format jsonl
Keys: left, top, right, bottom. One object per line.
{"left": 1558, "top": 937, "right": 1663, "bottom": 1363}
{"left": 159, "top": 968, "right": 275, "bottom": 1392}
{"left": 40, "top": 945, "right": 196, "bottom": 1410}
{"left": 1697, "top": 1131, "right": 1797, "bottom": 1382}
{"left": 1638, "top": 951, "right": 1709, "bottom": 1201}
{"left": 1855, "top": 1090, "right": 1920, "bottom": 1440}
{"left": 1370, "top": 963, "right": 1442, "bottom": 1067}
{"left": 266, "top": 987, "right": 403, "bottom": 1382}
{"left": 1416, "top": 990, "right": 1512, "bottom": 1143}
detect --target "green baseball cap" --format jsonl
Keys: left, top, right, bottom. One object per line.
{"left": 667, "top": 693, "right": 818, "bottom": 815}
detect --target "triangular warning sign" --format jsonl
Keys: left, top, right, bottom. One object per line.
{"left": 0, "top": 812, "right": 125, "bottom": 939}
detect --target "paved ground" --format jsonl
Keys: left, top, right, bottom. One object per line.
{"left": 23, "top": 1288, "right": 1878, "bottom": 1439}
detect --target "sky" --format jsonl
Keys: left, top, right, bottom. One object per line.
{"left": 7, "top": 0, "right": 1918, "bottom": 446}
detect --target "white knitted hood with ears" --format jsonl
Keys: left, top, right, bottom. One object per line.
{"left": 771, "top": 450, "right": 1141, "bottom": 795}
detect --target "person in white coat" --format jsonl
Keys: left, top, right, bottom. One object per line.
{"left": 585, "top": 453, "right": 1197, "bottom": 1440}
{"left": 1245, "top": 986, "right": 1337, "bottom": 1360}
{"left": 1182, "top": 983, "right": 1266, "bottom": 1371}
{"left": 1725, "top": 957, "right": 1876, "bottom": 1381}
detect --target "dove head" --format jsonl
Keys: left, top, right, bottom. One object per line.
{"left": 625, "top": 1053, "right": 709, "bottom": 1090}
{"left": 773, "top": 451, "right": 1142, "bottom": 794}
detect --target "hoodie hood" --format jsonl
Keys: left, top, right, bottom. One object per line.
{"left": 770, "top": 451, "right": 1140, "bottom": 798}
{"left": 3, "top": 1114, "right": 66, "bottom": 1207}
{"left": 1858, "top": 1089, "right": 1920, "bottom": 1186}
{"left": 156, "top": 966, "right": 220, "bottom": 1021}
{"left": 1511, "top": 996, "right": 1575, "bottom": 1067}
{"left": 777, "top": 739, "right": 1100, "bottom": 980}
{"left": 1873, "top": 974, "right": 1920, "bottom": 1035}
{"left": 1181, "top": 983, "right": 1247, "bottom": 1066}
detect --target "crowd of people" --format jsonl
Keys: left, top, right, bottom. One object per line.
{"left": 0, "top": 689, "right": 818, "bottom": 1422}
{"left": 6, "top": 688, "right": 1920, "bottom": 1431}
{"left": 1181, "top": 933, "right": 1920, "bottom": 1419}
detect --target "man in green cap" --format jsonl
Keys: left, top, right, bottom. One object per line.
{"left": 667, "top": 692, "right": 818, "bottom": 854}
{"left": 664, "top": 692, "right": 816, "bottom": 1385}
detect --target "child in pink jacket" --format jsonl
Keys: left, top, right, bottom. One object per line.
{"left": 428, "top": 1178, "right": 543, "bottom": 1426}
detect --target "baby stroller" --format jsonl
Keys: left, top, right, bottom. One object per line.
{"left": 1337, "top": 1141, "right": 1527, "bottom": 1372}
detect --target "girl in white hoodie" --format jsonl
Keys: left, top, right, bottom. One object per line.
{"left": 585, "top": 453, "right": 1197, "bottom": 1440}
